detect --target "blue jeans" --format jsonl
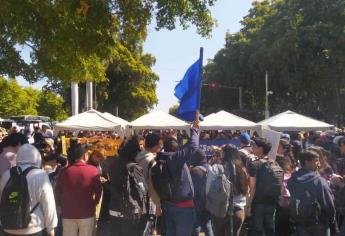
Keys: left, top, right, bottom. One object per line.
{"left": 248, "top": 203, "right": 276, "bottom": 236}
{"left": 192, "top": 209, "right": 214, "bottom": 236}
{"left": 296, "top": 224, "right": 330, "bottom": 236}
{"left": 163, "top": 203, "right": 196, "bottom": 236}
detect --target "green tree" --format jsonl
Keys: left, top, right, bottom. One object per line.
{"left": 202, "top": 0, "right": 345, "bottom": 124}
{"left": 0, "top": 0, "right": 216, "bottom": 83}
{"left": 97, "top": 52, "right": 159, "bottom": 120}
{"left": 169, "top": 104, "right": 179, "bottom": 117}
{"left": 0, "top": 77, "right": 37, "bottom": 116}
{"left": 0, "top": 76, "right": 68, "bottom": 120}
{"left": 37, "top": 91, "right": 69, "bottom": 121}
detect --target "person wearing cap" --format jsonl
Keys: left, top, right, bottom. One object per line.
{"left": 41, "top": 125, "right": 53, "bottom": 139}
{"left": 0, "top": 144, "right": 58, "bottom": 236}
{"left": 238, "top": 132, "right": 255, "bottom": 168}
{"left": 55, "top": 143, "right": 102, "bottom": 236}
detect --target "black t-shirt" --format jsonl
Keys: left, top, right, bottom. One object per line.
{"left": 247, "top": 157, "right": 266, "bottom": 178}
{"left": 247, "top": 157, "right": 277, "bottom": 204}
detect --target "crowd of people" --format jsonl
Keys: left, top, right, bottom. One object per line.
{"left": 0, "top": 122, "right": 345, "bottom": 236}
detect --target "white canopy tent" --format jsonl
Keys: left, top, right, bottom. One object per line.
{"left": 200, "top": 110, "right": 260, "bottom": 131}
{"left": 102, "top": 112, "right": 129, "bottom": 137}
{"left": 54, "top": 109, "right": 122, "bottom": 133}
{"left": 203, "top": 113, "right": 216, "bottom": 120}
{"left": 258, "top": 110, "right": 334, "bottom": 132}
{"left": 102, "top": 112, "right": 129, "bottom": 127}
{"left": 129, "top": 110, "right": 190, "bottom": 133}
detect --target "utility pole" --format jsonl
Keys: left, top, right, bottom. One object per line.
{"left": 265, "top": 71, "right": 273, "bottom": 119}
{"left": 239, "top": 87, "right": 243, "bottom": 110}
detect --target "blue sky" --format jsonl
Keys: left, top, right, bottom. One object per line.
{"left": 18, "top": 0, "right": 253, "bottom": 112}
{"left": 144, "top": 0, "right": 253, "bottom": 112}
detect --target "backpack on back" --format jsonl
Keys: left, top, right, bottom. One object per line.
{"left": 0, "top": 166, "right": 39, "bottom": 229}
{"left": 190, "top": 165, "right": 207, "bottom": 210}
{"left": 254, "top": 159, "right": 284, "bottom": 202}
{"left": 205, "top": 164, "right": 232, "bottom": 218}
{"left": 150, "top": 160, "right": 174, "bottom": 202}
{"left": 289, "top": 183, "right": 322, "bottom": 225}
{"left": 121, "top": 163, "right": 148, "bottom": 218}
{"left": 333, "top": 185, "right": 345, "bottom": 215}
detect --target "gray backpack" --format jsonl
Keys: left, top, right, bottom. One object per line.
{"left": 205, "top": 164, "right": 232, "bottom": 217}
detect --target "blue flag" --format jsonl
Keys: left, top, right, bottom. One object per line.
{"left": 174, "top": 58, "right": 202, "bottom": 121}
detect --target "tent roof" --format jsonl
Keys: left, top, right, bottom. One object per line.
{"left": 102, "top": 112, "right": 129, "bottom": 127}
{"left": 130, "top": 111, "right": 190, "bottom": 130}
{"left": 258, "top": 110, "right": 334, "bottom": 131}
{"left": 55, "top": 109, "right": 122, "bottom": 132}
{"left": 200, "top": 110, "right": 259, "bottom": 131}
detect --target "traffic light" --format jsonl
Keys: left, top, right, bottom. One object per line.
{"left": 209, "top": 81, "right": 217, "bottom": 88}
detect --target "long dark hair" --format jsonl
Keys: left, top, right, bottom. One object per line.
{"left": 118, "top": 136, "right": 141, "bottom": 163}
{"left": 222, "top": 144, "right": 248, "bottom": 195}
{"left": 0, "top": 133, "right": 28, "bottom": 153}
{"left": 278, "top": 139, "right": 296, "bottom": 172}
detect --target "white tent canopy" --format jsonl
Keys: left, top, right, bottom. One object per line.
{"left": 55, "top": 109, "right": 122, "bottom": 132}
{"left": 258, "top": 110, "right": 334, "bottom": 132}
{"left": 130, "top": 111, "right": 190, "bottom": 132}
{"left": 102, "top": 112, "right": 129, "bottom": 137}
{"left": 102, "top": 112, "right": 129, "bottom": 127}
{"left": 200, "top": 110, "right": 260, "bottom": 131}
{"left": 203, "top": 113, "right": 216, "bottom": 120}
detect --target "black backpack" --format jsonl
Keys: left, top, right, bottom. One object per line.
{"left": 334, "top": 185, "right": 345, "bottom": 215}
{"left": 121, "top": 163, "right": 148, "bottom": 218}
{"left": 254, "top": 159, "right": 284, "bottom": 202}
{"left": 0, "top": 166, "right": 39, "bottom": 229}
{"left": 150, "top": 160, "right": 174, "bottom": 202}
{"left": 190, "top": 165, "right": 207, "bottom": 210}
{"left": 289, "top": 183, "right": 322, "bottom": 225}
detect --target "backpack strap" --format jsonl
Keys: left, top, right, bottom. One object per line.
{"left": 148, "top": 159, "right": 155, "bottom": 169}
{"left": 21, "top": 166, "right": 40, "bottom": 214}
{"left": 30, "top": 202, "right": 40, "bottom": 214}
{"left": 184, "top": 164, "right": 195, "bottom": 197}
{"left": 21, "top": 166, "right": 38, "bottom": 177}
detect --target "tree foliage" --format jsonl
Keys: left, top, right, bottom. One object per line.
{"left": 169, "top": 104, "right": 179, "bottom": 117}
{"left": 37, "top": 91, "right": 69, "bottom": 121}
{"left": 0, "top": 0, "right": 216, "bottom": 83}
{"left": 202, "top": 0, "right": 345, "bottom": 124}
{"left": 0, "top": 76, "right": 68, "bottom": 120}
{"left": 96, "top": 52, "right": 159, "bottom": 120}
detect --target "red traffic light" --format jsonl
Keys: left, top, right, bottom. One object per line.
{"left": 209, "top": 81, "right": 217, "bottom": 88}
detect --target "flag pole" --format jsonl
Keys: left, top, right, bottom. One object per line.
{"left": 196, "top": 47, "right": 203, "bottom": 123}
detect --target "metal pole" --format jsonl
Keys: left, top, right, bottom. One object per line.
{"left": 239, "top": 87, "right": 243, "bottom": 110}
{"left": 115, "top": 105, "right": 119, "bottom": 116}
{"left": 265, "top": 71, "right": 270, "bottom": 119}
{"left": 197, "top": 47, "right": 204, "bottom": 121}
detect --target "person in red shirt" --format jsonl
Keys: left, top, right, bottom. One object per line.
{"left": 56, "top": 141, "right": 102, "bottom": 236}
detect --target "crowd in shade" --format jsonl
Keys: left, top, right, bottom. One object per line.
{"left": 0, "top": 123, "right": 345, "bottom": 236}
